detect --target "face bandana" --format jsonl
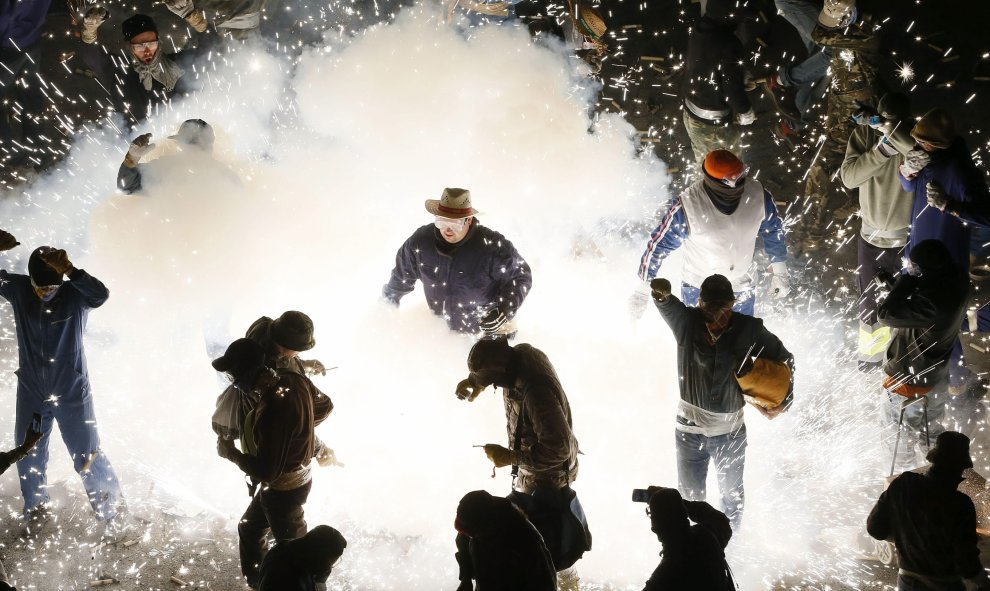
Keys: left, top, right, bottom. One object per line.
{"left": 132, "top": 47, "right": 185, "bottom": 92}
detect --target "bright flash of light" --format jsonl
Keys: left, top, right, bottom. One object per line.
{"left": 898, "top": 61, "right": 915, "bottom": 83}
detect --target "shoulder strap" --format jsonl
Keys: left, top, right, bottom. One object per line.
{"left": 510, "top": 393, "right": 526, "bottom": 480}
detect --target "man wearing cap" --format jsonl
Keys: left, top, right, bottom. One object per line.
{"left": 680, "top": 0, "right": 756, "bottom": 171}
{"left": 630, "top": 149, "right": 789, "bottom": 320}
{"left": 116, "top": 118, "right": 218, "bottom": 194}
{"left": 454, "top": 337, "right": 588, "bottom": 591}
{"left": 212, "top": 338, "right": 334, "bottom": 589}
{"left": 245, "top": 311, "right": 338, "bottom": 467}
{"left": 0, "top": 230, "right": 124, "bottom": 525}
{"left": 78, "top": 3, "right": 219, "bottom": 123}
{"left": 382, "top": 188, "right": 532, "bottom": 336}
{"left": 868, "top": 431, "right": 990, "bottom": 591}
{"left": 898, "top": 108, "right": 990, "bottom": 273}
{"left": 839, "top": 93, "right": 916, "bottom": 371}
{"left": 258, "top": 525, "right": 348, "bottom": 591}
{"left": 648, "top": 273, "right": 795, "bottom": 529}
{"left": 795, "top": 0, "right": 882, "bottom": 253}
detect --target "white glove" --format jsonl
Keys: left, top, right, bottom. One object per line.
{"left": 124, "top": 133, "right": 155, "bottom": 167}
{"left": 315, "top": 445, "right": 342, "bottom": 467}
{"left": 926, "top": 181, "right": 948, "bottom": 211}
{"left": 628, "top": 282, "right": 651, "bottom": 320}
{"left": 900, "top": 147, "right": 931, "bottom": 177}
{"left": 769, "top": 261, "right": 791, "bottom": 298}
{"left": 736, "top": 110, "right": 756, "bottom": 126}
{"left": 82, "top": 6, "right": 109, "bottom": 43}
{"left": 163, "top": 0, "right": 195, "bottom": 18}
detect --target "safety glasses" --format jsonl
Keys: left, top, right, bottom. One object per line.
{"left": 715, "top": 165, "right": 750, "bottom": 188}
{"left": 435, "top": 216, "right": 469, "bottom": 232}
{"left": 130, "top": 40, "right": 159, "bottom": 51}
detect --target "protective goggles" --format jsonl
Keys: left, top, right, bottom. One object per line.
{"left": 435, "top": 216, "right": 470, "bottom": 232}
{"left": 30, "top": 277, "right": 60, "bottom": 299}
{"left": 711, "top": 165, "right": 750, "bottom": 188}
{"left": 130, "top": 40, "right": 159, "bottom": 51}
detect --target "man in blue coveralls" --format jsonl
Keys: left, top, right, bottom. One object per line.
{"left": 0, "top": 230, "right": 122, "bottom": 525}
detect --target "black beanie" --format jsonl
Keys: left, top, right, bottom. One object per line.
{"left": 909, "top": 239, "right": 955, "bottom": 277}
{"left": 122, "top": 14, "right": 158, "bottom": 42}
{"left": 28, "top": 246, "right": 64, "bottom": 287}
{"left": 211, "top": 338, "right": 265, "bottom": 380}
{"left": 700, "top": 274, "right": 735, "bottom": 304}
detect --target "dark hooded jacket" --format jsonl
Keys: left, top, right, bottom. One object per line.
{"left": 868, "top": 468, "right": 982, "bottom": 582}
{"left": 455, "top": 492, "right": 558, "bottom": 591}
{"left": 644, "top": 500, "right": 733, "bottom": 591}
{"left": 0, "top": 268, "right": 109, "bottom": 407}
{"left": 879, "top": 241, "right": 968, "bottom": 390}
{"left": 681, "top": 7, "right": 750, "bottom": 122}
{"left": 382, "top": 221, "right": 531, "bottom": 334}
{"left": 258, "top": 525, "right": 346, "bottom": 591}
{"left": 901, "top": 137, "right": 990, "bottom": 272}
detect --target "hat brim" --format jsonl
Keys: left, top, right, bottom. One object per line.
{"left": 211, "top": 357, "right": 233, "bottom": 372}
{"left": 425, "top": 199, "right": 478, "bottom": 219}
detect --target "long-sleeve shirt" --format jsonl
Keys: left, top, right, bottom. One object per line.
{"left": 900, "top": 138, "right": 990, "bottom": 271}
{"left": 637, "top": 190, "right": 787, "bottom": 282}
{"left": 840, "top": 124, "right": 915, "bottom": 249}
{"left": 0, "top": 268, "right": 109, "bottom": 404}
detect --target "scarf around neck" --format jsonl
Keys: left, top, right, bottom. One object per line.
{"left": 704, "top": 308, "right": 732, "bottom": 345}
{"left": 132, "top": 48, "right": 184, "bottom": 92}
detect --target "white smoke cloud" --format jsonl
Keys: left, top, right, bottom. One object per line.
{"left": 0, "top": 4, "right": 902, "bottom": 590}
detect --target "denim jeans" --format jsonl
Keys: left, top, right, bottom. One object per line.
{"left": 774, "top": 0, "right": 831, "bottom": 122}
{"left": 883, "top": 392, "right": 947, "bottom": 472}
{"left": 675, "top": 426, "right": 747, "bottom": 529}
{"left": 680, "top": 283, "right": 756, "bottom": 316}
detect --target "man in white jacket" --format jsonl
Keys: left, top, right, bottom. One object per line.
{"left": 630, "top": 150, "right": 790, "bottom": 319}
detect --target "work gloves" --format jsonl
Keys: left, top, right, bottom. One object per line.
{"left": 124, "top": 133, "right": 155, "bottom": 168}
{"left": 216, "top": 437, "right": 239, "bottom": 461}
{"left": 300, "top": 358, "right": 327, "bottom": 376}
{"left": 650, "top": 277, "right": 672, "bottom": 300}
{"left": 82, "top": 5, "right": 109, "bottom": 44}
{"left": 628, "top": 282, "right": 651, "bottom": 320}
{"left": 926, "top": 181, "right": 949, "bottom": 212}
{"left": 315, "top": 442, "right": 342, "bottom": 467}
{"left": 736, "top": 110, "right": 756, "bottom": 126}
{"left": 482, "top": 444, "right": 517, "bottom": 468}
{"left": 898, "top": 147, "right": 931, "bottom": 178}
{"left": 40, "top": 249, "right": 74, "bottom": 276}
{"left": 479, "top": 307, "right": 508, "bottom": 335}
{"left": 455, "top": 375, "right": 484, "bottom": 402}
{"left": 768, "top": 262, "right": 791, "bottom": 298}
{"left": 163, "top": 0, "right": 209, "bottom": 32}
{"left": 0, "top": 230, "right": 19, "bottom": 251}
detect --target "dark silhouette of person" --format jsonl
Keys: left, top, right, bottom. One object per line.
{"left": 643, "top": 487, "right": 734, "bottom": 591}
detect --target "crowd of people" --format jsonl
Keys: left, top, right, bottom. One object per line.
{"left": 1, "top": 0, "right": 990, "bottom": 589}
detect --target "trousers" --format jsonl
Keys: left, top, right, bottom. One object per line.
{"left": 15, "top": 388, "right": 122, "bottom": 519}
{"left": 239, "top": 480, "right": 312, "bottom": 585}
{"left": 675, "top": 426, "right": 747, "bottom": 529}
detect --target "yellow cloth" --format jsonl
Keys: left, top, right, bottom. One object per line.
{"left": 736, "top": 358, "right": 791, "bottom": 409}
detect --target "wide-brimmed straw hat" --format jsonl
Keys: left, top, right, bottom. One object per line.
{"left": 425, "top": 188, "right": 479, "bottom": 219}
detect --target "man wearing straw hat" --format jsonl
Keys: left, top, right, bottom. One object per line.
{"left": 382, "top": 188, "right": 532, "bottom": 337}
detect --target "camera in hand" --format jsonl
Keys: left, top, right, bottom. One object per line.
{"left": 632, "top": 486, "right": 666, "bottom": 503}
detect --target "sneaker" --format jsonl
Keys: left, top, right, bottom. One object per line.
{"left": 763, "top": 74, "right": 801, "bottom": 120}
